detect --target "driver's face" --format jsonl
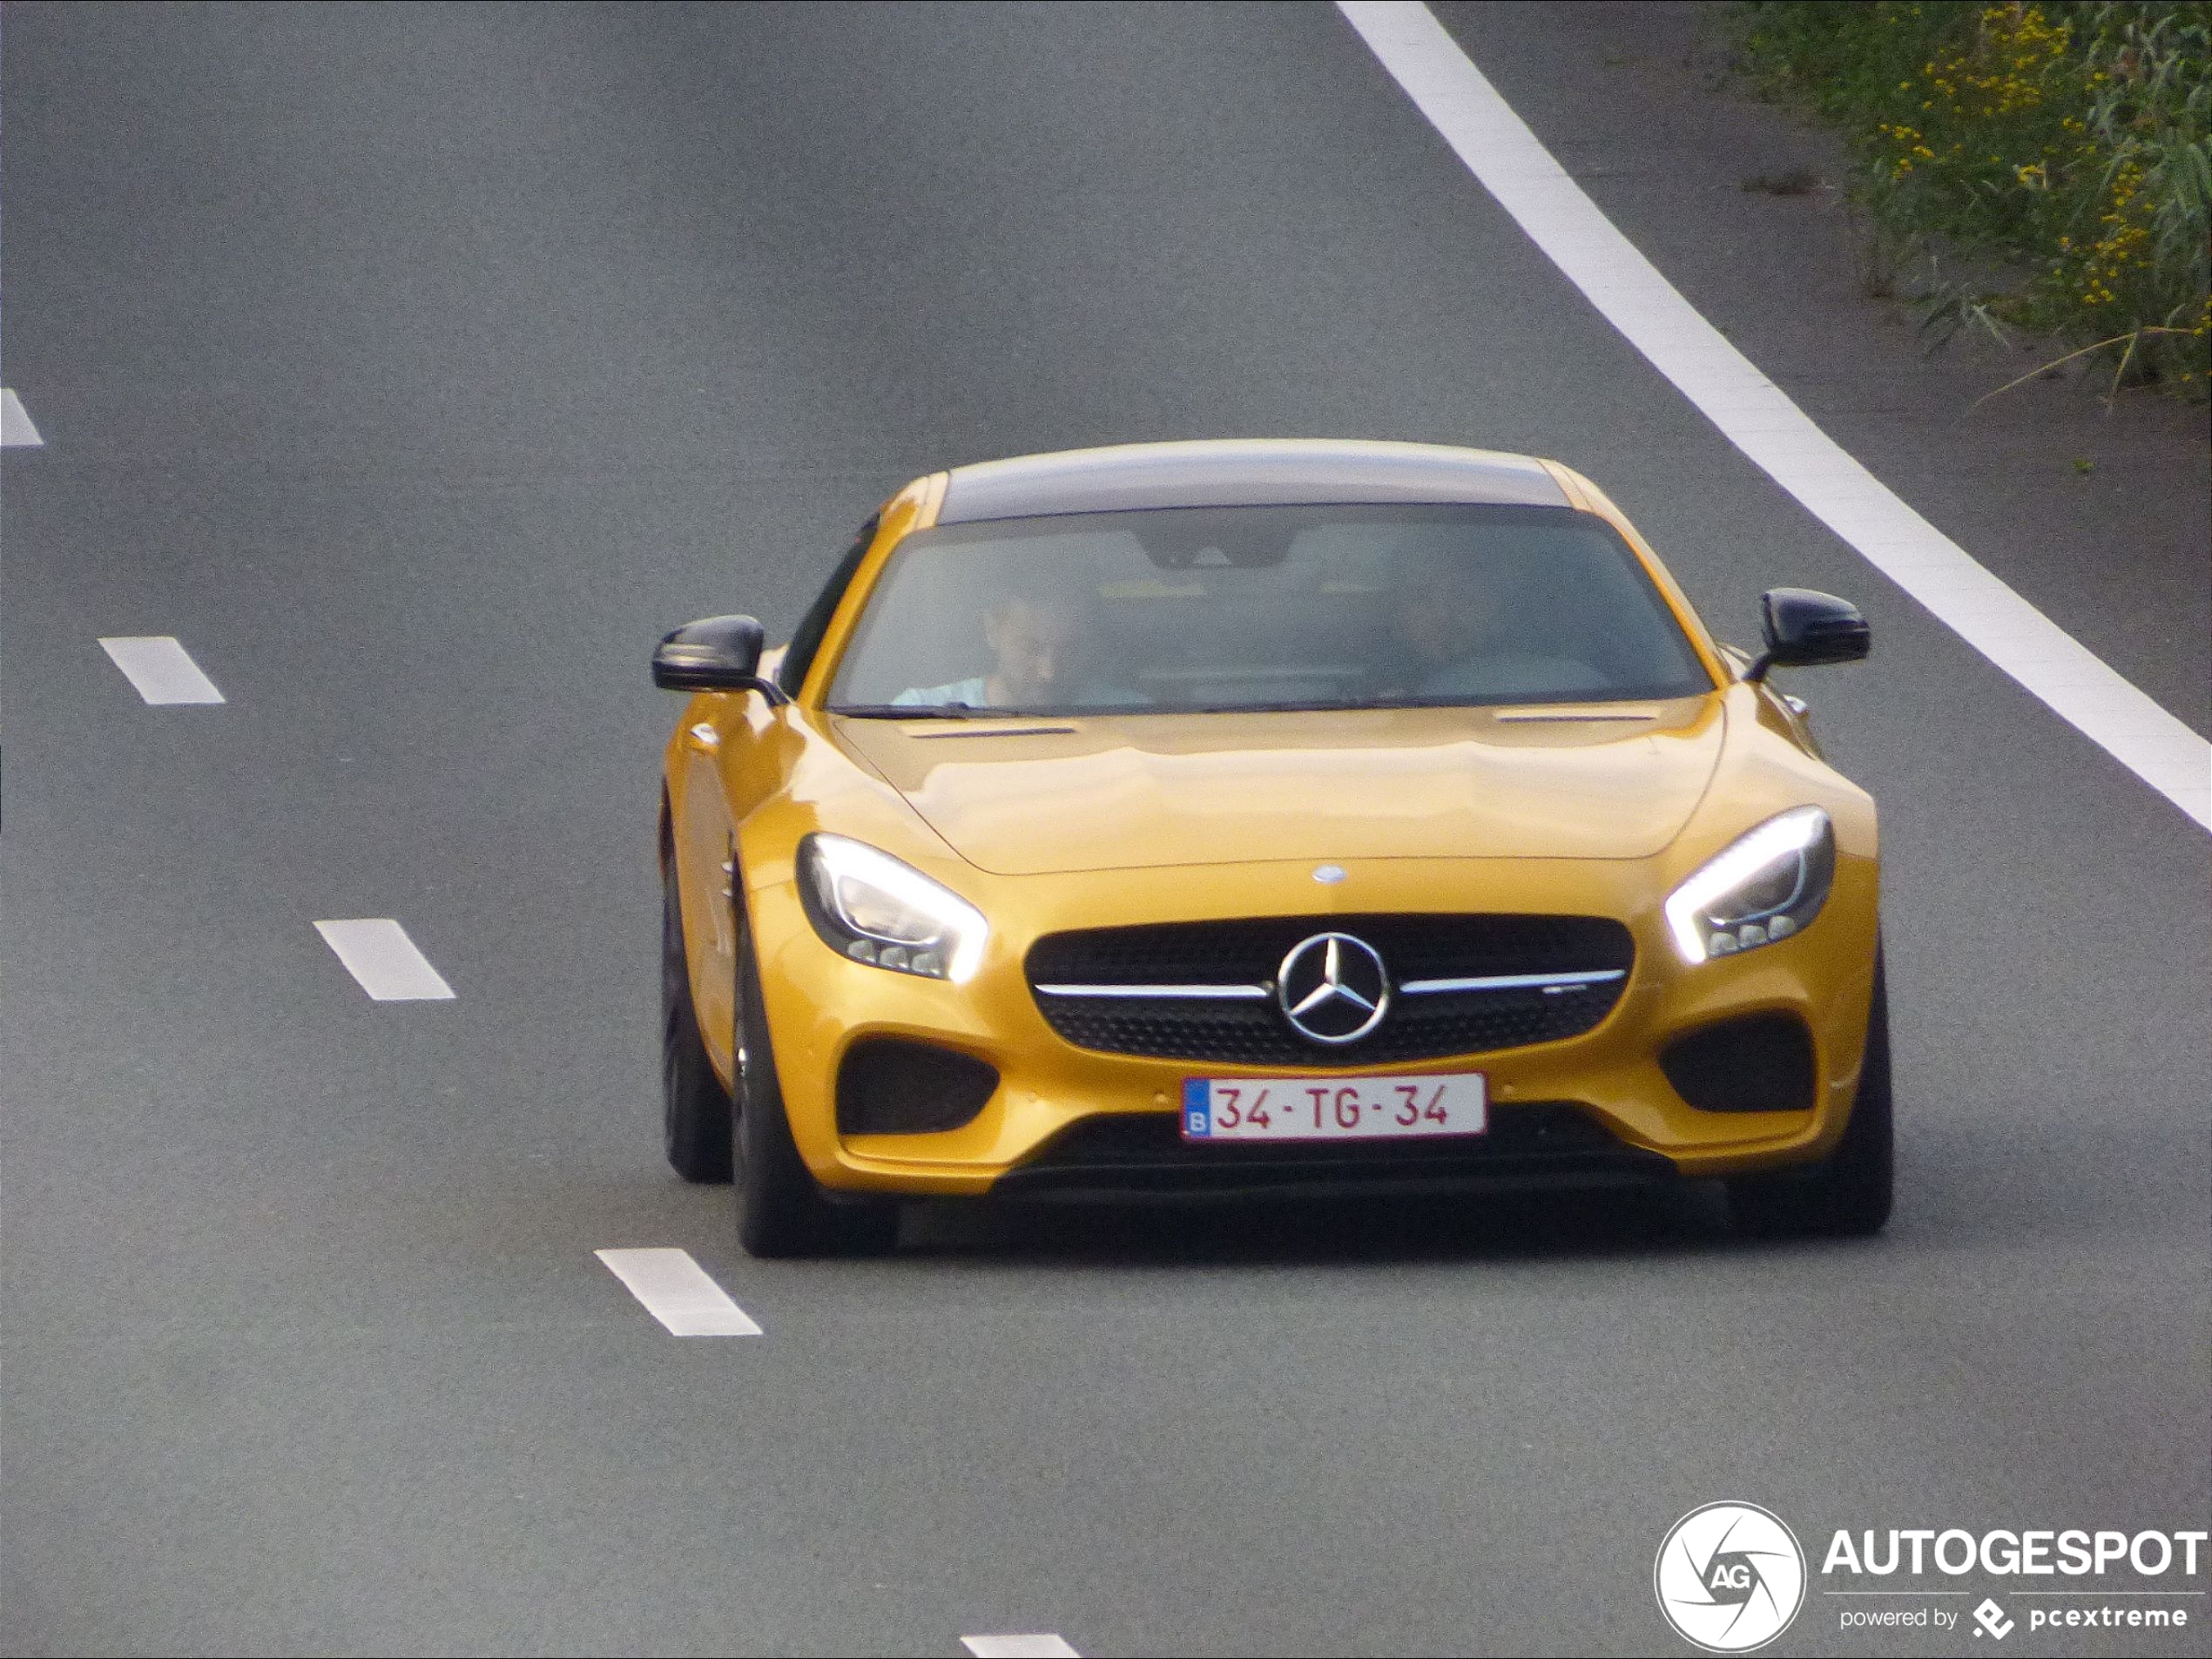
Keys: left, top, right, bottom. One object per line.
{"left": 983, "top": 598, "right": 1082, "bottom": 701}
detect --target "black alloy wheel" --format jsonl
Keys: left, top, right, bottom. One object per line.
{"left": 730, "top": 881, "right": 899, "bottom": 1259}
{"left": 1727, "top": 952, "right": 1895, "bottom": 1238}
{"left": 662, "top": 847, "right": 734, "bottom": 1184}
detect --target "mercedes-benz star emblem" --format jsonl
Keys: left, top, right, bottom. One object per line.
{"left": 1276, "top": 932, "right": 1391, "bottom": 1046}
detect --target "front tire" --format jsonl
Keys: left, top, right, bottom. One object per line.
{"left": 662, "top": 850, "right": 733, "bottom": 1184}
{"left": 732, "top": 901, "right": 899, "bottom": 1259}
{"left": 1727, "top": 954, "right": 1894, "bottom": 1238}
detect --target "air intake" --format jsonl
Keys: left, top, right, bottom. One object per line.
{"left": 836, "top": 1038, "right": 999, "bottom": 1136}
{"left": 1660, "top": 1014, "right": 1815, "bottom": 1114}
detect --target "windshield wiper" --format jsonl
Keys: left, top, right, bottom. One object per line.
{"left": 1177, "top": 698, "right": 1373, "bottom": 715}
{"left": 832, "top": 703, "right": 994, "bottom": 719}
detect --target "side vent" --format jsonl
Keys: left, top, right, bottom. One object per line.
{"left": 1660, "top": 1014, "right": 1816, "bottom": 1114}
{"left": 836, "top": 1038, "right": 999, "bottom": 1136}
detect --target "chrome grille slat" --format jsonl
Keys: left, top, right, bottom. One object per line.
{"left": 1398, "top": 968, "right": 1626, "bottom": 995}
{"left": 1032, "top": 982, "right": 1271, "bottom": 1001}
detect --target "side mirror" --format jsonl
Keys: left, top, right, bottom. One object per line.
{"left": 1744, "top": 589, "right": 1870, "bottom": 683}
{"left": 651, "top": 615, "right": 788, "bottom": 703}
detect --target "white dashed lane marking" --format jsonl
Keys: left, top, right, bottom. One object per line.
{"left": 596, "top": 1248, "right": 763, "bottom": 1336}
{"left": 1339, "top": 0, "right": 2212, "bottom": 833}
{"left": 1, "top": 388, "right": 43, "bottom": 447}
{"left": 961, "top": 1638, "right": 1081, "bottom": 1658}
{"left": 314, "top": 919, "right": 457, "bottom": 1001}
{"left": 98, "top": 636, "right": 226, "bottom": 705}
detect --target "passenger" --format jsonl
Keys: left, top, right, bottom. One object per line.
{"left": 1391, "top": 553, "right": 1608, "bottom": 700}
{"left": 894, "top": 590, "right": 1138, "bottom": 710}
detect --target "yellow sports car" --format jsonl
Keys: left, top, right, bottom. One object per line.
{"left": 654, "top": 440, "right": 1885, "bottom": 1256}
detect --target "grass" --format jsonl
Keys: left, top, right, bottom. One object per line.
{"left": 1731, "top": 2, "right": 2212, "bottom": 400}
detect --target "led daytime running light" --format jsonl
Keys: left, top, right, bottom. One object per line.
{"left": 801, "top": 833, "right": 988, "bottom": 983}
{"left": 1664, "top": 806, "right": 1831, "bottom": 965}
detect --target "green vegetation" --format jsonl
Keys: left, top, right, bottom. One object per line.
{"left": 1732, "top": 2, "right": 2212, "bottom": 399}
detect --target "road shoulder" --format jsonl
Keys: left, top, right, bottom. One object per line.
{"left": 1434, "top": 0, "right": 2210, "bottom": 738}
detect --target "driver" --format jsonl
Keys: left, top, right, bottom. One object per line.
{"left": 894, "top": 590, "right": 1133, "bottom": 710}
{"left": 1391, "top": 552, "right": 1608, "bottom": 700}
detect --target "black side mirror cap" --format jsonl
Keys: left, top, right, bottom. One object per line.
{"left": 1745, "top": 588, "right": 1871, "bottom": 682}
{"left": 651, "top": 615, "right": 789, "bottom": 703}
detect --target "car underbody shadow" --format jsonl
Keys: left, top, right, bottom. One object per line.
{"left": 895, "top": 1177, "right": 1736, "bottom": 1267}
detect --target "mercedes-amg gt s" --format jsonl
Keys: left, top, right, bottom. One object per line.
{"left": 652, "top": 440, "right": 1887, "bottom": 1256}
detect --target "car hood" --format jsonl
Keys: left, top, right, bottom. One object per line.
{"left": 830, "top": 699, "right": 1724, "bottom": 874}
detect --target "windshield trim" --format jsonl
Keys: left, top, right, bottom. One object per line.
{"left": 827, "top": 689, "right": 1710, "bottom": 720}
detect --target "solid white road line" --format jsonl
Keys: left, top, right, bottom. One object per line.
{"left": 594, "top": 1248, "right": 763, "bottom": 1337}
{"left": 1, "top": 388, "right": 43, "bottom": 447}
{"left": 1339, "top": 0, "right": 2212, "bottom": 834}
{"left": 313, "top": 919, "right": 457, "bottom": 1001}
{"left": 98, "top": 636, "right": 226, "bottom": 705}
{"left": 961, "top": 1638, "right": 1081, "bottom": 1658}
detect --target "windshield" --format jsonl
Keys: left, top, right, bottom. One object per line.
{"left": 826, "top": 502, "right": 1715, "bottom": 716}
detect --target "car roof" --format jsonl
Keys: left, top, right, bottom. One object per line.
{"left": 935, "top": 438, "right": 1570, "bottom": 524}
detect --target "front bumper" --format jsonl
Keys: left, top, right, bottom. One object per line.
{"left": 747, "top": 852, "right": 1880, "bottom": 1199}
{"left": 988, "top": 1103, "right": 1678, "bottom": 1203}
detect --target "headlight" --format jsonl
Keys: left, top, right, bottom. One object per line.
{"left": 1663, "top": 806, "right": 1834, "bottom": 964}
{"left": 797, "top": 833, "right": 988, "bottom": 983}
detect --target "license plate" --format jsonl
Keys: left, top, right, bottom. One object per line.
{"left": 1180, "top": 1074, "right": 1487, "bottom": 1142}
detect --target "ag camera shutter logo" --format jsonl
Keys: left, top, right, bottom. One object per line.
{"left": 1655, "top": 1502, "right": 1807, "bottom": 1652}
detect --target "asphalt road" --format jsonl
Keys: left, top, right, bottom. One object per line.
{"left": 3, "top": 4, "right": 2207, "bottom": 1655}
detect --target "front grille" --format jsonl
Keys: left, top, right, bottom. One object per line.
{"left": 1027, "top": 914, "right": 1633, "bottom": 1067}
{"left": 994, "top": 1103, "right": 1673, "bottom": 1197}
